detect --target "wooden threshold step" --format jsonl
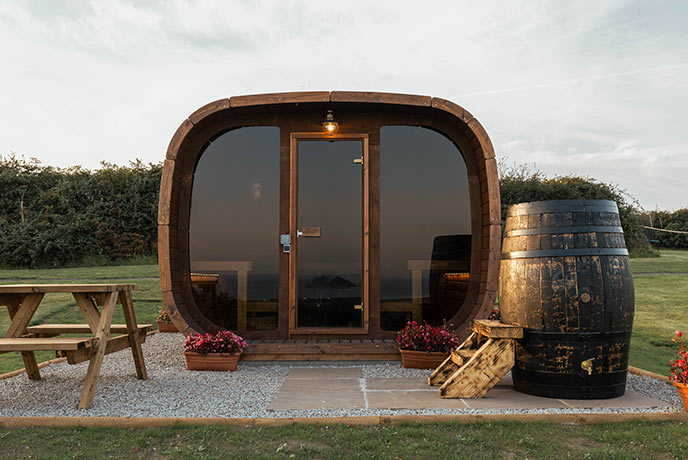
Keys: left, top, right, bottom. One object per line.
{"left": 244, "top": 341, "right": 399, "bottom": 355}
{"left": 242, "top": 353, "right": 400, "bottom": 361}
{"left": 242, "top": 340, "right": 401, "bottom": 361}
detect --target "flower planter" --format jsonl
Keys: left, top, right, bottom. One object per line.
{"left": 184, "top": 351, "right": 241, "bottom": 371}
{"left": 675, "top": 382, "right": 688, "bottom": 412}
{"left": 399, "top": 349, "right": 449, "bottom": 369}
{"left": 157, "top": 320, "right": 178, "bottom": 333}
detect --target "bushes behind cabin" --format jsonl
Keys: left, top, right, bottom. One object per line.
{"left": 499, "top": 164, "right": 655, "bottom": 257}
{"left": 0, "top": 155, "right": 161, "bottom": 268}
{"left": 0, "top": 155, "right": 666, "bottom": 268}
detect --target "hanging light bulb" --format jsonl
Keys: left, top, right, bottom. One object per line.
{"left": 321, "top": 110, "right": 339, "bottom": 134}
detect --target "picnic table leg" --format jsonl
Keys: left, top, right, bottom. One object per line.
{"left": 5, "top": 294, "right": 45, "bottom": 380}
{"left": 119, "top": 290, "right": 147, "bottom": 380}
{"left": 72, "top": 293, "right": 101, "bottom": 333}
{"left": 78, "top": 291, "right": 117, "bottom": 410}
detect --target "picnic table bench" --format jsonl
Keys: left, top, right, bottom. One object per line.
{"left": 0, "top": 284, "right": 151, "bottom": 409}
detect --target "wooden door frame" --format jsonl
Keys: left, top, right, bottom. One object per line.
{"left": 288, "top": 132, "right": 370, "bottom": 337}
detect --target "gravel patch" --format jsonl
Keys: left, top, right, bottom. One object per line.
{"left": 626, "top": 372, "right": 684, "bottom": 408}
{"left": 0, "top": 333, "right": 682, "bottom": 418}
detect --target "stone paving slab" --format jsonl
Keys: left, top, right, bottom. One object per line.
{"left": 366, "top": 377, "right": 432, "bottom": 391}
{"left": 367, "top": 390, "right": 468, "bottom": 409}
{"left": 267, "top": 367, "right": 671, "bottom": 412}
{"left": 559, "top": 391, "right": 665, "bottom": 409}
{"left": 268, "top": 367, "right": 366, "bottom": 410}
{"left": 269, "top": 388, "right": 366, "bottom": 410}
{"left": 461, "top": 389, "right": 569, "bottom": 409}
{"left": 287, "top": 368, "right": 361, "bottom": 379}
{"left": 494, "top": 374, "right": 513, "bottom": 388}
{"left": 279, "top": 377, "right": 362, "bottom": 391}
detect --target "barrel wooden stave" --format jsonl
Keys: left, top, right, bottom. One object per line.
{"left": 499, "top": 200, "right": 635, "bottom": 399}
{"left": 500, "top": 255, "right": 634, "bottom": 333}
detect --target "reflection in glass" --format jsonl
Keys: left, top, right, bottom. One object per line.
{"left": 189, "top": 127, "right": 279, "bottom": 331}
{"left": 380, "top": 126, "right": 472, "bottom": 330}
{"left": 297, "top": 141, "right": 362, "bottom": 328}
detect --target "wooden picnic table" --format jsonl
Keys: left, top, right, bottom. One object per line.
{"left": 0, "top": 284, "right": 151, "bottom": 409}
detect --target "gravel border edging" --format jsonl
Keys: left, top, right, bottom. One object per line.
{"left": 0, "top": 333, "right": 684, "bottom": 418}
{"left": 628, "top": 366, "right": 671, "bottom": 382}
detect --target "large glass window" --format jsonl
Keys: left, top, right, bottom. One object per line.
{"left": 189, "top": 127, "right": 280, "bottom": 331}
{"left": 380, "top": 126, "right": 472, "bottom": 330}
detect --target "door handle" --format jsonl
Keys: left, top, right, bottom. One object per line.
{"left": 298, "top": 226, "right": 321, "bottom": 238}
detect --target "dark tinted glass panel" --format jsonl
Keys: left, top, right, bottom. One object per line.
{"left": 297, "top": 140, "right": 362, "bottom": 328}
{"left": 380, "top": 126, "right": 471, "bottom": 331}
{"left": 189, "top": 127, "right": 279, "bottom": 331}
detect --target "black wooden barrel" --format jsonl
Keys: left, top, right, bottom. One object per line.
{"left": 499, "top": 200, "right": 635, "bottom": 399}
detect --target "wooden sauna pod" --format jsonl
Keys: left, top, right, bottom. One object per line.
{"left": 499, "top": 200, "right": 635, "bottom": 399}
{"left": 158, "top": 91, "right": 501, "bottom": 350}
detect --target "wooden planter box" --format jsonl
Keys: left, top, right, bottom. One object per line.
{"left": 675, "top": 382, "right": 688, "bottom": 412}
{"left": 184, "top": 351, "right": 241, "bottom": 371}
{"left": 399, "top": 349, "right": 449, "bottom": 369}
{"left": 157, "top": 320, "right": 178, "bottom": 333}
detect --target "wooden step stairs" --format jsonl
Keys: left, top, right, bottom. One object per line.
{"left": 429, "top": 320, "right": 523, "bottom": 399}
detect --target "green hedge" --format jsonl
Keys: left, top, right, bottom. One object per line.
{"left": 0, "top": 155, "right": 161, "bottom": 268}
{"left": 651, "top": 208, "right": 688, "bottom": 248}
{"left": 0, "top": 155, "right": 659, "bottom": 268}
{"left": 499, "top": 164, "right": 655, "bottom": 257}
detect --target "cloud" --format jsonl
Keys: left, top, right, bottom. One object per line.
{"left": 0, "top": 0, "right": 686, "bottom": 210}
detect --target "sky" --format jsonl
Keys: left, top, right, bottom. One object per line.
{"left": 1, "top": 0, "right": 686, "bottom": 211}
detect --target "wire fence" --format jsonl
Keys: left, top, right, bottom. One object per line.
{"left": 642, "top": 225, "right": 688, "bottom": 235}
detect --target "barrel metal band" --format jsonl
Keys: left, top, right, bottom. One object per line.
{"left": 505, "top": 226, "right": 624, "bottom": 236}
{"left": 521, "top": 330, "right": 633, "bottom": 340}
{"left": 507, "top": 200, "right": 618, "bottom": 216}
{"left": 501, "top": 248, "right": 629, "bottom": 259}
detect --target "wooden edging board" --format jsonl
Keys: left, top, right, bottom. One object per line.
{"left": 628, "top": 365, "right": 672, "bottom": 383}
{"left": 0, "top": 412, "right": 686, "bottom": 429}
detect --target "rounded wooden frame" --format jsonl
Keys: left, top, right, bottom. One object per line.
{"left": 158, "top": 91, "right": 500, "bottom": 339}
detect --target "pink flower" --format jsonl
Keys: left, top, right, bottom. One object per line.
{"left": 396, "top": 320, "right": 459, "bottom": 353}
{"left": 183, "top": 329, "right": 246, "bottom": 355}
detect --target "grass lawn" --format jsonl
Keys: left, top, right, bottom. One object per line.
{"left": 630, "top": 248, "right": 688, "bottom": 273}
{"left": 0, "top": 263, "right": 159, "bottom": 281}
{"left": 629, "top": 249, "right": 688, "bottom": 375}
{"left": 630, "top": 273, "right": 687, "bottom": 375}
{"left": 1, "top": 250, "right": 686, "bottom": 376}
{"left": 0, "top": 420, "right": 686, "bottom": 459}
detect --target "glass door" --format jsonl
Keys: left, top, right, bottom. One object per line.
{"left": 289, "top": 135, "right": 369, "bottom": 334}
